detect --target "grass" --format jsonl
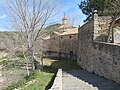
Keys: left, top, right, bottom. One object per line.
{"left": 4, "top": 58, "right": 81, "bottom": 90}
{"left": 0, "top": 52, "right": 7, "bottom": 59}
{"left": 24, "top": 71, "right": 54, "bottom": 90}
{"left": 43, "top": 58, "right": 81, "bottom": 70}
{"left": 4, "top": 70, "right": 54, "bottom": 90}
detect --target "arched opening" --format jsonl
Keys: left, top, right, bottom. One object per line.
{"left": 70, "top": 51, "right": 73, "bottom": 59}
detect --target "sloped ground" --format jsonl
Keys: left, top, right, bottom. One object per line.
{"left": 0, "top": 65, "right": 4, "bottom": 90}
{"left": 1, "top": 69, "right": 26, "bottom": 90}
{"left": 0, "top": 52, "right": 27, "bottom": 90}
{"left": 62, "top": 70, "right": 120, "bottom": 90}
{"left": 0, "top": 64, "right": 26, "bottom": 90}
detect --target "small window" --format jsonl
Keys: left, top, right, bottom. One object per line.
{"left": 54, "top": 37, "right": 55, "bottom": 39}
{"left": 61, "top": 37, "right": 63, "bottom": 39}
{"left": 70, "top": 36, "right": 72, "bottom": 38}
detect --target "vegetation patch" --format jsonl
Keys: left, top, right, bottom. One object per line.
{"left": 4, "top": 70, "right": 54, "bottom": 90}
{"left": 43, "top": 58, "right": 81, "bottom": 70}
{"left": 4, "top": 58, "right": 81, "bottom": 90}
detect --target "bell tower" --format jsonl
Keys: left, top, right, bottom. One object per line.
{"left": 62, "top": 13, "right": 67, "bottom": 24}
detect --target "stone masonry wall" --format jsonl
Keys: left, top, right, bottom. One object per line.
{"left": 77, "top": 11, "right": 120, "bottom": 83}
{"left": 43, "top": 32, "right": 78, "bottom": 60}
{"left": 59, "top": 34, "right": 78, "bottom": 60}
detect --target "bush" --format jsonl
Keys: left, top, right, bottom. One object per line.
{"left": 0, "top": 60, "right": 8, "bottom": 66}
{"left": 16, "top": 52, "right": 24, "bottom": 58}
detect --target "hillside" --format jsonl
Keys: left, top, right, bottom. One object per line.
{"left": 42, "top": 24, "right": 61, "bottom": 38}
{"left": 0, "top": 24, "right": 61, "bottom": 51}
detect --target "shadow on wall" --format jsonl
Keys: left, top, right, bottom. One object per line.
{"left": 65, "top": 70, "right": 120, "bottom": 90}
{"left": 95, "top": 34, "right": 108, "bottom": 42}
{"left": 43, "top": 51, "right": 77, "bottom": 62}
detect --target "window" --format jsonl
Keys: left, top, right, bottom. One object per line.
{"left": 70, "top": 36, "right": 72, "bottom": 38}
{"left": 61, "top": 37, "right": 63, "bottom": 39}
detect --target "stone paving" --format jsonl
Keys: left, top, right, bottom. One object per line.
{"left": 62, "top": 70, "right": 120, "bottom": 90}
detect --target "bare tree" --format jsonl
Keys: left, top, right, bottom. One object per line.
{"left": 5, "top": 0, "right": 58, "bottom": 76}
{"left": 68, "top": 14, "right": 78, "bottom": 27}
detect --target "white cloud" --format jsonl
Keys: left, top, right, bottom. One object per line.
{"left": 0, "top": 14, "right": 6, "bottom": 19}
{"left": 0, "top": 28, "right": 9, "bottom": 31}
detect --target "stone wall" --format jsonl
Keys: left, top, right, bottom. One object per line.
{"left": 42, "top": 32, "right": 78, "bottom": 60}
{"left": 59, "top": 34, "right": 78, "bottom": 60}
{"left": 77, "top": 11, "right": 120, "bottom": 83}
{"left": 42, "top": 33, "right": 60, "bottom": 58}
{"left": 50, "top": 33, "right": 60, "bottom": 53}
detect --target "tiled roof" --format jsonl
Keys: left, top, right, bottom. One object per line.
{"left": 42, "top": 24, "right": 78, "bottom": 40}
{"left": 58, "top": 24, "right": 72, "bottom": 30}
{"left": 54, "top": 28, "right": 78, "bottom": 36}
{"left": 42, "top": 36, "right": 51, "bottom": 40}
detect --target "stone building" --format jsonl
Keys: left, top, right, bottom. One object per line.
{"left": 77, "top": 10, "right": 120, "bottom": 83}
{"left": 42, "top": 15, "right": 78, "bottom": 60}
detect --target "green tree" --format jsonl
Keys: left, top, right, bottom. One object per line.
{"left": 78, "top": 0, "right": 111, "bottom": 22}
{"left": 103, "top": 0, "right": 120, "bottom": 42}
{"left": 79, "top": 0, "right": 120, "bottom": 43}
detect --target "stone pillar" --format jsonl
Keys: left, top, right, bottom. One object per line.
{"left": 93, "top": 10, "right": 100, "bottom": 40}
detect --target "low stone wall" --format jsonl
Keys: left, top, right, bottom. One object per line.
{"left": 44, "top": 51, "right": 58, "bottom": 58}
{"left": 49, "top": 69, "right": 62, "bottom": 90}
{"left": 44, "top": 51, "right": 77, "bottom": 60}
{"left": 93, "top": 42, "right": 120, "bottom": 83}
{"left": 60, "top": 52, "right": 77, "bottom": 61}
{"left": 78, "top": 41, "right": 120, "bottom": 83}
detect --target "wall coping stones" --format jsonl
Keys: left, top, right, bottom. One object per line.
{"left": 94, "top": 41, "right": 120, "bottom": 47}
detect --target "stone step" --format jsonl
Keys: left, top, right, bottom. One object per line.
{"left": 62, "top": 70, "right": 120, "bottom": 90}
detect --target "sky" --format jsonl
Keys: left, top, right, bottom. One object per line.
{"left": 0, "top": 0, "right": 86, "bottom": 31}
{"left": 55, "top": 0, "right": 86, "bottom": 26}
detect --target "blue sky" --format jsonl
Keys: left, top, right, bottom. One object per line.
{"left": 52, "top": 0, "right": 86, "bottom": 26}
{"left": 0, "top": 0, "right": 86, "bottom": 31}
{"left": 63, "top": 0, "right": 86, "bottom": 25}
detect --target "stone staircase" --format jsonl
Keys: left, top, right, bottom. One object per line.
{"left": 62, "top": 70, "right": 120, "bottom": 90}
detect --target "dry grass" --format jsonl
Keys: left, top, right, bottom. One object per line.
{"left": 0, "top": 52, "right": 7, "bottom": 59}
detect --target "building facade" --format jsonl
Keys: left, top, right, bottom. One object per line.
{"left": 42, "top": 15, "right": 78, "bottom": 60}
